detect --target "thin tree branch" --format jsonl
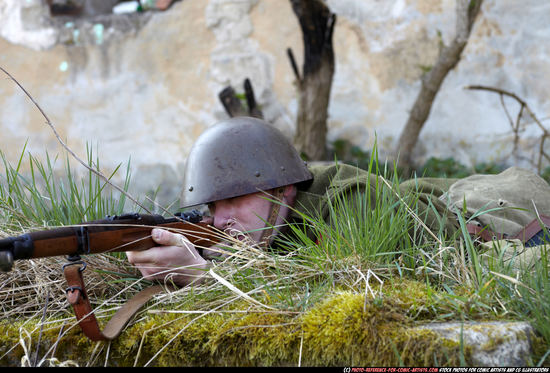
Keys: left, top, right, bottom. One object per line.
{"left": 466, "top": 85, "right": 547, "bottom": 132}
{"left": 395, "top": 0, "right": 484, "bottom": 173}
{"left": 499, "top": 93, "right": 514, "bottom": 130}
{"left": 465, "top": 84, "right": 550, "bottom": 172}
{"left": 286, "top": 47, "right": 301, "bottom": 83}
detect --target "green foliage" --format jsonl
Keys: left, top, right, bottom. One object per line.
{"left": 494, "top": 243, "right": 550, "bottom": 365}
{"left": 418, "top": 157, "right": 505, "bottom": 179}
{"left": 541, "top": 166, "right": 550, "bottom": 184}
{"left": 419, "top": 157, "right": 470, "bottom": 178}
{"left": 279, "top": 153, "right": 416, "bottom": 272}
{"left": 330, "top": 139, "right": 508, "bottom": 180}
{"left": 331, "top": 137, "right": 520, "bottom": 180}
{"left": 331, "top": 138, "right": 380, "bottom": 172}
{"left": 0, "top": 143, "right": 132, "bottom": 228}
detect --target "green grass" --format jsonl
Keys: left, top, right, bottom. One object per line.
{"left": 0, "top": 143, "right": 132, "bottom": 229}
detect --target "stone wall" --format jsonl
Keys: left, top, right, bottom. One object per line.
{"left": 0, "top": 0, "right": 549, "bottom": 205}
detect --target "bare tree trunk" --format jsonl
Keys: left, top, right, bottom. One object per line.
{"left": 395, "top": 0, "right": 483, "bottom": 173}
{"left": 288, "top": 0, "right": 336, "bottom": 161}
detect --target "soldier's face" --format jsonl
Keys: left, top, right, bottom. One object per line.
{"left": 208, "top": 186, "right": 296, "bottom": 243}
{"left": 209, "top": 191, "right": 273, "bottom": 243}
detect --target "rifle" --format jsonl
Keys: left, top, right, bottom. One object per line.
{"left": 0, "top": 211, "right": 220, "bottom": 341}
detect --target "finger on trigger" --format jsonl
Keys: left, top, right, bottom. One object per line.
{"left": 152, "top": 228, "right": 189, "bottom": 248}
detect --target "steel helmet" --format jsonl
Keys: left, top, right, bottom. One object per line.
{"left": 181, "top": 117, "right": 313, "bottom": 208}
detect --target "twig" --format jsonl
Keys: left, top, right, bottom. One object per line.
{"left": 0, "top": 66, "right": 152, "bottom": 214}
{"left": 466, "top": 85, "right": 546, "bottom": 131}
{"left": 499, "top": 93, "right": 514, "bottom": 130}
{"left": 465, "top": 84, "right": 550, "bottom": 172}
{"left": 286, "top": 47, "right": 301, "bottom": 83}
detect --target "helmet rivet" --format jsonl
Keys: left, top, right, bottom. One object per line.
{"left": 281, "top": 166, "right": 285, "bottom": 171}
{"left": 188, "top": 186, "right": 194, "bottom": 192}
{"left": 255, "top": 171, "right": 261, "bottom": 177}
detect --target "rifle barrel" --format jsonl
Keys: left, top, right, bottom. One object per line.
{"left": 0, "top": 213, "right": 218, "bottom": 272}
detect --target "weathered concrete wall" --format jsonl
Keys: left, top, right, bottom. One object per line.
{"left": 0, "top": 0, "right": 549, "bottom": 205}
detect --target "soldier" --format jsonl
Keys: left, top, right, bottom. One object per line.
{"left": 127, "top": 117, "right": 550, "bottom": 287}
{"left": 126, "top": 116, "right": 379, "bottom": 286}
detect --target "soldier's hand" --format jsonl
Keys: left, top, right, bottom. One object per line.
{"left": 126, "top": 228, "right": 209, "bottom": 287}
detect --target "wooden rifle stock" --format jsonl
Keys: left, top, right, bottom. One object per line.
{"left": 0, "top": 212, "right": 220, "bottom": 341}
{"left": 0, "top": 212, "right": 219, "bottom": 271}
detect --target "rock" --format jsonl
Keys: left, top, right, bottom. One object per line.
{"left": 416, "top": 321, "right": 534, "bottom": 367}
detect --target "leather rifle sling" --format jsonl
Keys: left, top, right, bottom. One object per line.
{"left": 465, "top": 224, "right": 506, "bottom": 242}
{"left": 466, "top": 214, "right": 550, "bottom": 246}
{"left": 259, "top": 187, "right": 285, "bottom": 248}
{"left": 64, "top": 263, "right": 165, "bottom": 341}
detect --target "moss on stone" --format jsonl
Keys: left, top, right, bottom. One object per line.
{"left": 0, "top": 278, "right": 518, "bottom": 367}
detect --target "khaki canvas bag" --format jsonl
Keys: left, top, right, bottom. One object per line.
{"left": 442, "top": 167, "right": 550, "bottom": 241}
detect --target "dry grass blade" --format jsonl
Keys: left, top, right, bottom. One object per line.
{"left": 209, "top": 268, "right": 276, "bottom": 310}
{"left": 0, "top": 251, "right": 143, "bottom": 363}
{"left": 142, "top": 295, "right": 240, "bottom": 367}
{"left": 489, "top": 270, "right": 536, "bottom": 296}
{"left": 378, "top": 175, "right": 443, "bottom": 246}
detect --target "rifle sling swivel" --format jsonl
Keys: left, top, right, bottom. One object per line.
{"left": 63, "top": 261, "right": 165, "bottom": 341}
